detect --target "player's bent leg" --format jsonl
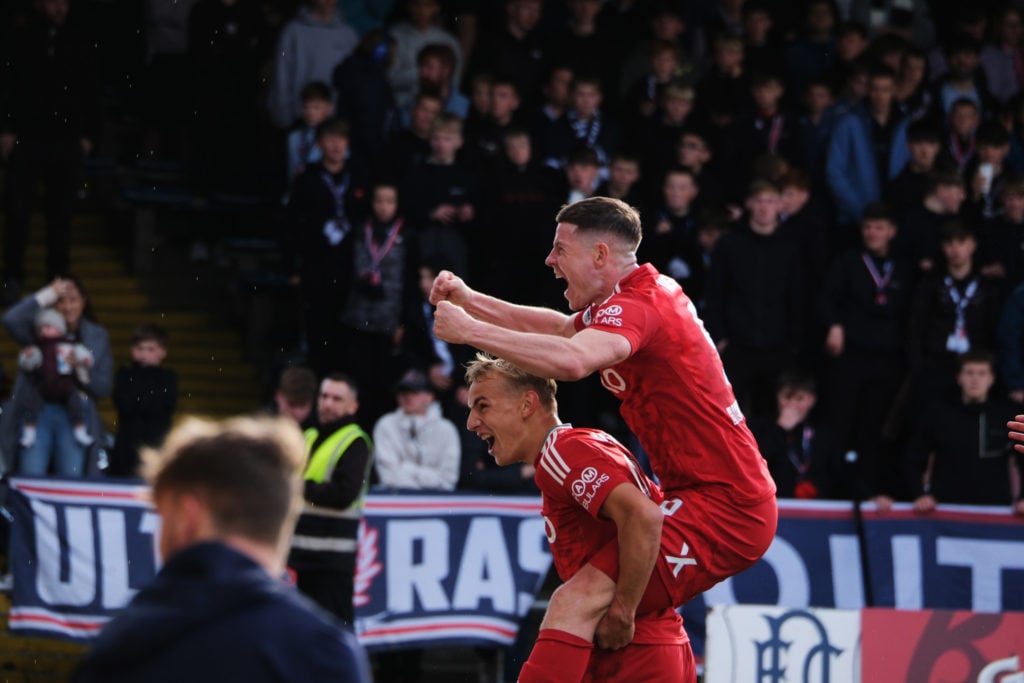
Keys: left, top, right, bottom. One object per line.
{"left": 538, "top": 563, "right": 616, "bottom": 638}
{"left": 518, "top": 564, "right": 617, "bottom": 683}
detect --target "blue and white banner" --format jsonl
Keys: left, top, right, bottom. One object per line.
{"left": 353, "top": 495, "right": 551, "bottom": 650}
{"left": 6, "top": 478, "right": 552, "bottom": 650}
{"left": 7, "top": 478, "right": 158, "bottom": 640}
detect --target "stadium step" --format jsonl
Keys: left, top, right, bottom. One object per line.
{"left": 1, "top": 210, "right": 267, "bottom": 433}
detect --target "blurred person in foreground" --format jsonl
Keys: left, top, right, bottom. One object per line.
{"left": 72, "top": 415, "right": 372, "bottom": 683}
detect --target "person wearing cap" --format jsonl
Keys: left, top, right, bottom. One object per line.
{"left": 15, "top": 307, "right": 94, "bottom": 460}
{"left": 287, "top": 373, "right": 373, "bottom": 628}
{"left": 372, "top": 368, "right": 460, "bottom": 491}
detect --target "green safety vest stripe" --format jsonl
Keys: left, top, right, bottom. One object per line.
{"left": 303, "top": 424, "right": 372, "bottom": 484}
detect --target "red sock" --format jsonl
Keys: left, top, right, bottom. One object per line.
{"left": 517, "top": 628, "right": 593, "bottom": 683}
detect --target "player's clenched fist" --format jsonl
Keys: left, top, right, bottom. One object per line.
{"left": 433, "top": 300, "right": 474, "bottom": 344}
{"left": 429, "top": 270, "right": 470, "bottom": 306}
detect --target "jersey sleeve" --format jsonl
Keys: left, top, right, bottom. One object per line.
{"left": 539, "top": 431, "right": 643, "bottom": 521}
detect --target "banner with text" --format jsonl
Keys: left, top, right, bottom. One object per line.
{"left": 7, "top": 479, "right": 553, "bottom": 650}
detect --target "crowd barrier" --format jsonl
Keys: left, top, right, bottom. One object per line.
{"left": 7, "top": 479, "right": 1023, "bottom": 662}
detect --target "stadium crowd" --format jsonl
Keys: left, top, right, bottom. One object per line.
{"left": 2, "top": 0, "right": 1023, "bottom": 521}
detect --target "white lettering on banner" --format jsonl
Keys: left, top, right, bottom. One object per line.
{"left": 893, "top": 535, "right": 923, "bottom": 610}
{"left": 936, "top": 538, "right": 1024, "bottom": 613}
{"left": 139, "top": 511, "right": 162, "bottom": 571}
{"left": 829, "top": 535, "right": 864, "bottom": 609}
{"left": 32, "top": 501, "right": 95, "bottom": 606}
{"left": 518, "top": 518, "right": 551, "bottom": 616}
{"left": 98, "top": 510, "right": 135, "bottom": 609}
{"left": 30, "top": 500, "right": 159, "bottom": 611}
{"left": 453, "top": 518, "right": 515, "bottom": 613}
{"left": 387, "top": 520, "right": 451, "bottom": 612}
{"left": 705, "top": 536, "right": 812, "bottom": 607}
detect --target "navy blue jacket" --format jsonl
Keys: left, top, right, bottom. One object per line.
{"left": 73, "top": 542, "right": 371, "bottom": 683}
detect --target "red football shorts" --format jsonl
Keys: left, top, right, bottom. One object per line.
{"left": 583, "top": 642, "right": 697, "bottom": 683}
{"left": 590, "top": 486, "right": 778, "bottom": 612}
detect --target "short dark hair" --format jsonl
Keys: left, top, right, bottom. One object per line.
{"left": 132, "top": 324, "right": 168, "bottom": 348}
{"left": 776, "top": 368, "right": 817, "bottom": 395}
{"left": 417, "top": 43, "right": 456, "bottom": 70}
{"left": 976, "top": 120, "right": 1011, "bottom": 148}
{"left": 299, "top": 81, "right": 332, "bottom": 104}
{"left": 555, "top": 197, "right": 643, "bottom": 251}
{"left": 324, "top": 372, "right": 359, "bottom": 399}
{"left": 907, "top": 120, "right": 941, "bottom": 144}
{"left": 316, "top": 118, "right": 350, "bottom": 140}
{"left": 958, "top": 349, "right": 994, "bottom": 370}
{"left": 861, "top": 201, "right": 895, "bottom": 224}
{"left": 939, "top": 219, "right": 975, "bottom": 243}
{"left": 277, "top": 366, "right": 318, "bottom": 407}
{"left": 927, "top": 168, "right": 966, "bottom": 193}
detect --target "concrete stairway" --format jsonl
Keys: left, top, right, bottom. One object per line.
{"left": 0, "top": 214, "right": 267, "bottom": 431}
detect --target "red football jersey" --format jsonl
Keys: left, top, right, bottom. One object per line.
{"left": 535, "top": 425, "right": 686, "bottom": 646}
{"left": 573, "top": 264, "right": 775, "bottom": 503}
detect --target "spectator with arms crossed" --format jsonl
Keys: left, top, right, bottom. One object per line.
{"left": 430, "top": 196, "right": 776, "bottom": 681}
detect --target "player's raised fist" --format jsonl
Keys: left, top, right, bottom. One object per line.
{"left": 429, "top": 270, "right": 470, "bottom": 306}
{"left": 433, "top": 300, "right": 474, "bottom": 344}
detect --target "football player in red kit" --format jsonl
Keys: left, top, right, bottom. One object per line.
{"left": 431, "top": 197, "right": 776, "bottom": 676}
{"left": 464, "top": 354, "right": 696, "bottom": 683}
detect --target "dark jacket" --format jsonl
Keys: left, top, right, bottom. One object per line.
{"left": 705, "top": 224, "right": 805, "bottom": 351}
{"left": 110, "top": 364, "right": 178, "bottom": 477}
{"left": 819, "top": 249, "right": 913, "bottom": 355}
{"left": 748, "top": 417, "right": 849, "bottom": 500}
{"left": 73, "top": 542, "right": 371, "bottom": 683}
{"left": 904, "top": 398, "right": 1020, "bottom": 505}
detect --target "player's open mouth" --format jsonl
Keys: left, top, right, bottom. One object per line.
{"left": 480, "top": 435, "right": 495, "bottom": 453}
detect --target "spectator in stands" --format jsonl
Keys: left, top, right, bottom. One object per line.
{"left": 1, "top": 277, "right": 112, "bottom": 478}
{"left": 340, "top": 182, "right": 417, "bottom": 428}
{"left": 675, "top": 127, "right": 726, "bottom": 209}
{"left": 15, "top": 308, "right": 94, "bottom": 453}
{"left": 729, "top": 71, "right": 800, "bottom": 192}
{"left": 373, "top": 369, "right": 460, "bottom": 491}
{"left": 544, "top": 0, "right": 620, "bottom": 107}
{"left": 285, "top": 82, "right": 332, "bottom": 187}
{"left": 109, "top": 325, "right": 177, "bottom": 478}
{"left": 904, "top": 351, "right": 1022, "bottom": 513}
{"left": 618, "top": 3, "right": 699, "bottom": 103}
{"left": 894, "top": 46, "right": 933, "bottom": 123}
{"left": 140, "top": 0, "right": 198, "bottom": 160}
{"left": 639, "top": 166, "right": 702, "bottom": 296}
{"left": 464, "top": 0, "right": 547, "bottom": 112}
{"left": 635, "top": 81, "right": 696, "bottom": 179}
{"left": 749, "top": 370, "right": 847, "bottom": 500}
{"left": 932, "top": 36, "right": 992, "bottom": 119}
{"left": 742, "top": 2, "right": 784, "bottom": 79}
{"left": 289, "top": 374, "right": 373, "bottom": 627}
{"left": 400, "top": 43, "right": 469, "bottom": 124}
{"left": 463, "top": 76, "right": 523, "bottom": 168}
{"left": 530, "top": 64, "right": 574, "bottom": 147}
{"left": 847, "top": 0, "right": 934, "bottom": 48}
{"left": 979, "top": 175, "right": 1024, "bottom": 292}
{"left": 696, "top": 34, "right": 750, "bottom": 129}
{"left": 401, "top": 113, "right": 478, "bottom": 280}
{"left": 538, "top": 75, "right": 621, "bottom": 176}
{"left": 380, "top": 91, "right": 442, "bottom": 182}
{"left": 72, "top": 415, "right": 373, "bottom": 683}
{"left": 595, "top": 152, "right": 644, "bottom": 209}
{"left": 620, "top": 39, "right": 687, "bottom": 132}
{"left": 267, "top": 0, "right": 358, "bottom": 130}
{"left": 270, "top": 365, "right": 318, "bottom": 429}
{"left": 826, "top": 65, "right": 910, "bottom": 244}
{"left": 818, "top": 203, "right": 912, "bottom": 504}
{"left": 830, "top": 23, "right": 869, "bottom": 100}
{"left": 558, "top": 145, "right": 603, "bottom": 206}
{"left": 886, "top": 120, "right": 942, "bottom": 216}
{"left": 0, "top": 0, "right": 100, "bottom": 303}
{"left": 477, "top": 129, "right": 562, "bottom": 306}
{"left": 980, "top": 6, "right": 1024, "bottom": 106}
{"left": 706, "top": 180, "right": 805, "bottom": 418}
{"left": 896, "top": 169, "right": 966, "bottom": 274}
{"left": 284, "top": 119, "right": 366, "bottom": 377}
{"left": 793, "top": 77, "right": 837, "bottom": 195}
{"left": 332, "top": 29, "right": 400, "bottom": 161}
{"left": 907, "top": 221, "right": 1002, "bottom": 414}
{"left": 966, "top": 121, "right": 1013, "bottom": 220}
{"left": 938, "top": 97, "right": 980, "bottom": 173}
{"left": 388, "top": 0, "right": 463, "bottom": 113}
